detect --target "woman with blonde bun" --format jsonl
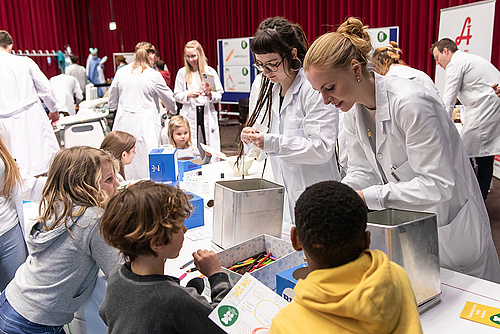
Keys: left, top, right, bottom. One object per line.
{"left": 304, "top": 17, "right": 500, "bottom": 283}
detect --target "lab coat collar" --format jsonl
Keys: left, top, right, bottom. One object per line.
{"left": 373, "top": 72, "right": 390, "bottom": 153}
{"left": 374, "top": 72, "right": 391, "bottom": 125}
{"left": 280, "top": 68, "right": 305, "bottom": 112}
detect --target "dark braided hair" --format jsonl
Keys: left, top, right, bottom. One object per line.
{"left": 236, "top": 17, "right": 308, "bottom": 167}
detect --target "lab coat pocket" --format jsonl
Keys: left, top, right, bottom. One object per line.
{"left": 438, "top": 200, "right": 482, "bottom": 272}
{"left": 390, "top": 161, "right": 417, "bottom": 183}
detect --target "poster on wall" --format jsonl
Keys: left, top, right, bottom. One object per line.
{"left": 218, "top": 37, "right": 256, "bottom": 103}
{"left": 222, "top": 38, "right": 252, "bottom": 66}
{"left": 434, "top": 0, "right": 496, "bottom": 96}
{"left": 112, "top": 53, "right": 134, "bottom": 73}
{"left": 367, "top": 26, "right": 399, "bottom": 51}
{"left": 223, "top": 66, "right": 252, "bottom": 92}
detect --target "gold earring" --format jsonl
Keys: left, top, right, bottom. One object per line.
{"left": 356, "top": 75, "right": 361, "bottom": 83}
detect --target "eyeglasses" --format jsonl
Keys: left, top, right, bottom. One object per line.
{"left": 252, "top": 58, "right": 284, "bottom": 72}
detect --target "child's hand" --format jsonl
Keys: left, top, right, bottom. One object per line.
{"left": 192, "top": 249, "right": 222, "bottom": 277}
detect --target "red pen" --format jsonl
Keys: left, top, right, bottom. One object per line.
{"left": 179, "top": 273, "right": 187, "bottom": 280}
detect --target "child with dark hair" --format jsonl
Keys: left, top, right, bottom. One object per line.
{"left": 270, "top": 181, "right": 422, "bottom": 334}
{"left": 99, "top": 181, "right": 230, "bottom": 334}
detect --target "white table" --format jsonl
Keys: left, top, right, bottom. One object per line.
{"left": 169, "top": 161, "right": 500, "bottom": 333}
{"left": 23, "top": 160, "right": 500, "bottom": 333}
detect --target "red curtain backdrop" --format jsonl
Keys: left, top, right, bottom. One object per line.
{"left": 1, "top": 0, "right": 499, "bottom": 82}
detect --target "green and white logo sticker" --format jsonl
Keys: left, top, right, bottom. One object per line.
{"left": 241, "top": 41, "right": 248, "bottom": 49}
{"left": 491, "top": 313, "right": 500, "bottom": 325}
{"left": 242, "top": 67, "right": 249, "bottom": 76}
{"left": 378, "top": 31, "right": 387, "bottom": 43}
{"left": 218, "top": 305, "right": 239, "bottom": 327}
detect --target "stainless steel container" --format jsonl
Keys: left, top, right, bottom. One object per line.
{"left": 213, "top": 179, "right": 284, "bottom": 249}
{"left": 367, "top": 209, "right": 441, "bottom": 313}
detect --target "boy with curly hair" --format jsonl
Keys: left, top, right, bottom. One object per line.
{"left": 99, "top": 181, "right": 229, "bottom": 333}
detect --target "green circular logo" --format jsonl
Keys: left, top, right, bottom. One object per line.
{"left": 241, "top": 41, "right": 248, "bottom": 49}
{"left": 378, "top": 31, "right": 387, "bottom": 43}
{"left": 242, "top": 67, "right": 249, "bottom": 76}
{"left": 218, "top": 305, "right": 239, "bottom": 327}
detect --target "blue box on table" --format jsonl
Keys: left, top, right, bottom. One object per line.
{"left": 276, "top": 263, "right": 309, "bottom": 302}
{"left": 177, "top": 157, "right": 201, "bottom": 181}
{"left": 149, "top": 148, "right": 177, "bottom": 182}
{"left": 184, "top": 192, "right": 204, "bottom": 229}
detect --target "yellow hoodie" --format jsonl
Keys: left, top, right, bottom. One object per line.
{"left": 270, "top": 249, "right": 422, "bottom": 334}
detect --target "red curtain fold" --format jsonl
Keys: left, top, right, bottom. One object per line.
{"left": 1, "top": 0, "right": 499, "bottom": 82}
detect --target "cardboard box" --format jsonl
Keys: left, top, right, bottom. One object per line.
{"left": 177, "top": 157, "right": 201, "bottom": 181}
{"left": 276, "top": 263, "right": 309, "bottom": 302}
{"left": 216, "top": 234, "right": 304, "bottom": 290}
{"left": 149, "top": 148, "right": 177, "bottom": 182}
{"left": 184, "top": 192, "right": 204, "bottom": 229}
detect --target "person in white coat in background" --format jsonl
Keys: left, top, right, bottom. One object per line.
{"left": 240, "top": 17, "right": 341, "bottom": 223}
{"left": 372, "top": 41, "right": 444, "bottom": 107}
{"left": 109, "top": 42, "right": 176, "bottom": 180}
{"left": 66, "top": 55, "right": 87, "bottom": 94}
{"left": 304, "top": 17, "right": 500, "bottom": 283}
{"left": 50, "top": 73, "right": 83, "bottom": 115}
{"left": 174, "top": 40, "right": 223, "bottom": 161}
{"left": 0, "top": 30, "right": 60, "bottom": 182}
{"left": 431, "top": 38, "right": 500, "bottom": 200}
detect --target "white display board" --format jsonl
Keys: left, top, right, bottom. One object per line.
{"left": 434, "top": 0, "right": 496, "bottom": 96}
{"left": 112, "top": 52, "right": 134, "bottom": 73}
{"left": 217, "top": 37, "right": 256, "bottom": 103}
{"left": 367, "top": 26, "right": 399, "bottom": 51}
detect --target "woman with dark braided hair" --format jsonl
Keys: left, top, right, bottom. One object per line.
{"left": 239, "top": 17, "right": 341, "bottom": 223}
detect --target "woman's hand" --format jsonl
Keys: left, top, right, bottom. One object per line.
{"left": 356, "top": 190, "right": 366, "bottom": 204}
{"left": 247, "top": 133, "right": 265, "bottom": 149}
{"left": 187, "top": 91, "right": 201, "bottom": 98}
{"left": 202, "top": 87, "right": 212, "bottom": 99}
{"left": 192, "top": 249, "right": 222, "bottom": 277}
{"left": 241, "top": 127, "right": 257, "bottom": 144}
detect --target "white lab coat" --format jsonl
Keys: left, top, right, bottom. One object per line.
{"left": 342, "top": 73, "right": 500, "bottom": 282}
{"left": 109, "top": 63, "right": 176, "bottom": 180}
{"left": 386, "top": 64, "right": 444, "bottom": 108}
{"left": 443, "top": 50, "right": 500, "bottom": 157}
{"left": 174, "top": 66, "right": 223, "bottom": 160}
{"left": 65, "top": 63, "right": 87, "bottom": 92}
{"left": 249, "top": 70, "right": 341, "bottom": 222}
{"left": 50, "top": 74, "right": 83, "bottom": 115}
{"left": 0, "top": 50, "right": 60, "bottom": 180}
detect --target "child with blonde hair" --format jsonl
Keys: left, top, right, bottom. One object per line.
{"left": 0, "top": 146, "right": 121, "bottom": 334}
{"left": 167, "top": 115, "right": 211, "bottom": 164}
{"left": 99, "top": 181, "right": 230, "bottom": 333}
{"left": 100, "top": 130, "right": 136, "bottom": 181}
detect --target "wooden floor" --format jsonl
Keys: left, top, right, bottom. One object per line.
{"left": 219, "top": 123, "right": 500, "bottom": 259}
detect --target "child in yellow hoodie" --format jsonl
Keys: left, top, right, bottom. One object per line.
{"left": 270, "top": 181, "right": 423, "bottom": 334}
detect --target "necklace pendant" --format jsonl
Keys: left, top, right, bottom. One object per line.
{"left": 367, "top": 128, "right": 371, "bottom": 137}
